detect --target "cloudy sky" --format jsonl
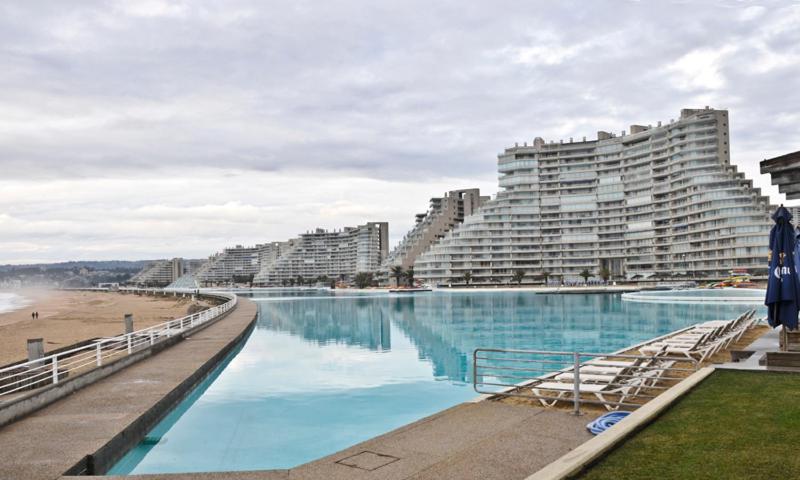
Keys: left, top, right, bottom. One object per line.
{"left": 1, "top": 0, "right": 799, "bottom": 264}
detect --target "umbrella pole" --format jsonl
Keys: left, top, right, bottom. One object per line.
{"left": 781, "top": 325, "right": 786, "bottom": 351}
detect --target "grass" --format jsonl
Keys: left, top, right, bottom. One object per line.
{"left": 579, "top": 369, "right": 800, "bottom": 480}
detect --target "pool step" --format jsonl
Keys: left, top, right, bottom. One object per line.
{"left": 765, "top": 351, "right": 800, "bottom": 370}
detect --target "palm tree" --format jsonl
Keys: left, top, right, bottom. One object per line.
{"left": 296, "top": 275, "right": 305, "bottom": 286}
{"left": 390, "top": 266, "right": 405, "bottom": 287}
{"left": 512, "top": 270, "right": 526, "bottom": 286}
{"left": 354, "top": 272, "right": 373, "bottom": 289}
{"left": 598, "top": 267, "right": 611, "bottom": 283}
{"left": 404, "top": 267, "right": 415, "bottom": 287}
{"left": 462, "top": 271, "right": 472, "bottom": 286}
{"left": 579, "top": 269, "right": 591, "bottom": 285}
{"left": 541, "top": 271, "right": 551, "bottom": 285}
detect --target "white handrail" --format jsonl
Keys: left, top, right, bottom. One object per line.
{"left": 0, "top": 288, "right": 237, "bottom": 397}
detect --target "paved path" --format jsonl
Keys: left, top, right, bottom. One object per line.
{"left": 0, "top": 297, "right": 257, "bottom": 480}
{"left": 98, "top": 401, "right": 594, "bottom": 480}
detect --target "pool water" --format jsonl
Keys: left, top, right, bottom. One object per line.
{"left": 110, "top": 290, "right": 764, "bottom": 474}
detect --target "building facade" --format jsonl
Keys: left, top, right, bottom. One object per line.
{"left": 416, "top": 108, "right": 773, "bottom": 285}
{"left": 196, "top": 244, "right": 275, "bottom": 285}
{"left": 129, "top": 258, "right": 205, "bottom": 287}
{"left": 252, "top": 240, "right": 299, "bottom": 285}
{"left": 254, "top": 222, "right": 389, "bottom": 285}
{"left": 381, "top": 189, "right": 488, "bottom": 284}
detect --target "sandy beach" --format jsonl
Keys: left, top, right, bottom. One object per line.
{"left": 0, "top": 289, "right": 207, "bottom": 365}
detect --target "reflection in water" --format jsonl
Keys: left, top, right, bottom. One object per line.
{"left": 111, "top": 291, "right": 765, "bottom": 475}
{"left": 264, "top": 297, "right": 392, "bottom": 351}
{"left": 257, "top": 292, "right": 760, "bottom": 383}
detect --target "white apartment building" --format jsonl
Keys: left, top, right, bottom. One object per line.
{"left": 254, "top": 222, "right": 389, "bottom": 285}
{"left": 381, "top": 189, "right": 488, "bottom": 283}
{"left": 129, "top": 258, "right": 205, "bottom": 287}
{"left": 197, "top": 244, "right": 277, "bottom": 285}
{"left": 252, "top": 240, "right": 299, "bottom": 285}
{"left": 416, "top": 108, "right": 773, "bottom": 285}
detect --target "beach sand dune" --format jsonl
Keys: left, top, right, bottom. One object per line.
{"left": 0, "top": 289, "right": 207, "bottom": 365}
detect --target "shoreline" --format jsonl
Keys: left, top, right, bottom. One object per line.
{"left": 0, "top": 291, "right": 32, "bottom": 315}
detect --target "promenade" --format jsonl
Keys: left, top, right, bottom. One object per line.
{"left": 0, "top": 297, "right": 258, "bottom": 480}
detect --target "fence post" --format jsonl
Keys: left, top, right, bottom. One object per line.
{"left": 572, "top": 352, "right": 582, "bottom": 416}
{"left": 96, "top": 342, "right": 102, "bottom": 366}
{"left": 150, "top": 330, "right": 155, "bottom": 346}
{"left": 127, "top": 334, "right": 132, "bottom": 354}
{"left": 27, "top": 338, "right": 45, "bottom": 363}
{"left": 52, "top": 356, "right": 59, "bottom": 384}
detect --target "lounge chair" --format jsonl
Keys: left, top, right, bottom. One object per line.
{"left": 532, "top": 373, "right": 650, "bottom": 411}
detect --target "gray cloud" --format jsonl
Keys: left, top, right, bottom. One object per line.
{"left": 0, "top": 0, "right": 798, "bottom": 262}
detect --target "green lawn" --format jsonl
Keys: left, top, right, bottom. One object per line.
{"left": 579, "top": 370, "right": 800, "bottom": 480}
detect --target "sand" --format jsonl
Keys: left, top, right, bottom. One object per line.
{"left": 0, "top": 289, "right": 207, "bottom": 366}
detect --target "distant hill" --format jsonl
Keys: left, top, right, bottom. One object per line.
{"left": 0, "top": 260, "right": 153, "bottom": 273}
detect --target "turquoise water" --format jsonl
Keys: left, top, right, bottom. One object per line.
{"left": 110, "top": 290, "right": 764, "bottom": 474}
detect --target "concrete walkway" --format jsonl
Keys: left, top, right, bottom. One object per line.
{"left": 98, "top": 401, "right": 594, "bottom": 480}
{"left": 0, "top": 297, "right": 258, "bottom": 480}
{"left": 717, "top": 328, "right": 778, "bottom": 371}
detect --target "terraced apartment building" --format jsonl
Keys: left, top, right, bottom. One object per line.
{"left": 254, "top": 222, "right": 389, "bottom": 285}
{"left": 196, "top": 243, "right": 280, "bottom": 285}
{"left": 380, "top": 189, "right": 488, "bottom": 283}
{"left": 129, "top": 258, "right": 206, "bottom": 287}
{"left": 415, "top": 107, "right": 773, "bottom": 285}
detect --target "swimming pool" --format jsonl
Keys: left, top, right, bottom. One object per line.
{"left": 622, "top": 288, "right": 765, "bottom": 304}
{"left": 110, "top": 290, "right": 765, "bottom": 474}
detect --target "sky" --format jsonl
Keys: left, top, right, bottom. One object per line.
{"left": 1, "top": 0, "right": 799, "bottom": 264}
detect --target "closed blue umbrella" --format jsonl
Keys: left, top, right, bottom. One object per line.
{"left": 765, "top": 206, "right": 800, "bottom": 330}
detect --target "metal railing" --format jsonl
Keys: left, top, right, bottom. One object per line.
{"left": 473, "top": 348, "right": 694, "bottom": 414}
{"left": 0, "top": 289, "right": 237, "bottom": 398}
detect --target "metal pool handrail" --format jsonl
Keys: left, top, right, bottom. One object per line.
{"left": 0, "top": 289, "right": 237, "bottom": 398}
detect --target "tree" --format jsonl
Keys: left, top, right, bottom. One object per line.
{"left": 580, "top": 269, "right": 591, "bottom": 284}
{"left": 354, "top": 272, "right": 374, "bottom": 289}
{"left": 598, "top": 267, "right": 611, "bottom": 283}
{"left": 296, "top": 275, "right": 304, "bottom": 286}
{"left": 390, "top": 266, "right": 405, "bottom": 287}
{"left": 512, "top": 270, "right": 526, "bottom": 286}
{"left": 541, "top": 271, "right": 551, "bottom": 285}
{"left": 404, "top": 267, "right": 415, "bottom": 287}
{"left": 462, "top": 271, "right": 472, "bottom": 286}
